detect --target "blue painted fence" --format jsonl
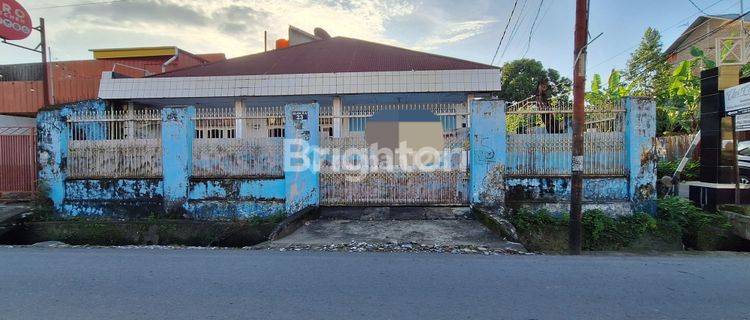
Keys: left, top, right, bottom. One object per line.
{"left": 37, "top": 97, "right": 656, "bottom": 220}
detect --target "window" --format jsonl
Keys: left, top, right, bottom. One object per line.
{"left": 320, "top": 118, "right": 333, "bottom": 137}
{"left": 267, "top": 117, "right": 284, "bottom": 138}
{"left": 267, "top": 117, "right": 284, "bottom": 126}
{"left": 269, "top": 128, "right": 285, "bottom": 138}
{"left": 440, "top": 115, "right": 457, "bottom": 132}
{"left": 349, "top": 118, "right": 366, "bottom": 132}
{"left": 740, "top": 147, "right": 750, "bottom": 156}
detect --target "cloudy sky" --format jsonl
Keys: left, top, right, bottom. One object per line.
{"left": 1, "top": 0, "right": 746, "bottom": 78}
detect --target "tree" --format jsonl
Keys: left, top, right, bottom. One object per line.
{"left": 663, "top": 59, "right": 701, "bottom": 133}
{"left": 586, "top": 69, "right": 632, "bottom": 107}
{"left": 624, "top": 28, "right": 671, "bottom": 98}
{"left": 498, "top": 59, "right": 572, "bottom": 102}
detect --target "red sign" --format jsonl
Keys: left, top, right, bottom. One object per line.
{"left": 1, "top": 0, "right": 32, "bottom": 40}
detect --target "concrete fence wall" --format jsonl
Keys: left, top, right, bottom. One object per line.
{"left": 36, "top": 97, "right": 656, "bottom": 220}
{"left": 469, "top": 98, "right": 657, "bottom": 216}
{"left": 37, "top": 101, "right": 318, "bottom": 220}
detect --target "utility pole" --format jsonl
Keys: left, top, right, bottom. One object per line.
{"left": 570, "top": 0, "right": 589, "bottom": 255}
{"left": 40, "top": 18, "right": 50, "bottom": 107}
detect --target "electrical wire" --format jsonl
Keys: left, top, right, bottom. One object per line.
{"left": 623, "top": 10, "right": 750, "bottom": 87}
{"left": 590, "top": 0, "right": 731, "bottom": 68}
{"left": 688, "top": 0, "right": 709, "bottom": 14}
{"left": 523, "top": 0, "right": 545, "bottom": 57}
{"left": 491, "top": 0, "right": 520, "bottom": 66}
{"left": 498, "top": 0, "right": 530, "bottom": 64}
{"left": 29, "top": 0, "right": 130, "bottom": 10}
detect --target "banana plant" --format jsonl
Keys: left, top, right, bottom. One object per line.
{"left": 586, "top": 69, "right": 633, "bottom": 107}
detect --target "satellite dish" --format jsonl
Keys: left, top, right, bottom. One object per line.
{"left": 314, "top": 28, "right": 331, "bottom": 40}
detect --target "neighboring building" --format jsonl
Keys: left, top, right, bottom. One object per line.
{"left": 665, "top": 14, "right": 750, "bottom": 66}
{"left": 0, "top": 46, "right": 225, "bottom": 115}
{"left": 0, "top": 115, "right": 35, "bottom": 127}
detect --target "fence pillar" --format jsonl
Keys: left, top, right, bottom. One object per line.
{"left": 284, "top": 103, "right": 320, "bottom": 213}
{"left": 161, "top": 106, "right": 195, "bottom": 216}
{"left": 234, "top": 99, "right": 245, "bottom": 139}
{"left": 469, "top": 100, "right": 507, "bottom": 209}
{"left": 36, "top": 109, "right": 68, "bottom": 211}
{"left": 332, "top": 96, "right": 342, "bottom": 138}
{"left": 624, "top": 97, "right": 657, "bottom": 214}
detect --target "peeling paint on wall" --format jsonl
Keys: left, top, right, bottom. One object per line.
{"left": 37, "top": 100, "right": 105, "bottom": 210}
{"left": 469, "top": 100, "right": 507, "bottom": 208}
{"left": 184, "top": 201, "right": 284, "bottom": 220}
{"left": 625, "top": 98, "right": 657, "bottom": 214}
{"left": 161, "top": 106, "right": 195, "bottom": 217}
{"left": 284, "top": 103, "right": 320, "bottom": 214}
{"left": 65, "top": 179, "right": 163, "bottom": 200}
{"left": 188, "top": 179, "right": 285, "bottom": 201}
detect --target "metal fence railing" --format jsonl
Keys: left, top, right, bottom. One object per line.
{"left": 506, "top": 99, "right": 627, "bottom": 177}
{"left": 192, "top": 106, "right": 287, "bottom": 178}
{"left": 67, "top": 108, "right": 162, "bottom": 179}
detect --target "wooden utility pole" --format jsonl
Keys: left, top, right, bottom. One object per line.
{"left": 40, "top": 18, "right": 50, "bottom": 107}
{"left": 570, "top": 0, "right": 589, "bottom": 255}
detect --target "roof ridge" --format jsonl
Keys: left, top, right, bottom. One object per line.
{"left": 154, "top": 36, "right": 497, "bottom": 78}
{"left": 336, "top": 36, "right": 498, "bottom": 69}
{"left": 151, "top": 37, "right": 342, "bottom": 78}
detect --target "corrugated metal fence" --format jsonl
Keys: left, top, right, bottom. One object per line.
{"left": 656, "top": 134, "right": 696, "bottom": 161}
{"left": 0, "top": 127, "right": 37, "bottom": 194}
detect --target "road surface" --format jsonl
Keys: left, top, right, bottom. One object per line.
{"left": 0, "top": 247, "right": 748, "bottom": 320}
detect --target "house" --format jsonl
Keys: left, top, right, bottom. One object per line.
{"left": 97, "top": 28, "right": 501, "bottom": 139}
{"left": 35, "top": 27, "right": 656, "bottom": 220}
{"left": 665, "top": 14, "right": 750, "bottom": 66}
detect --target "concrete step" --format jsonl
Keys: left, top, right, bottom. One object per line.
{"left": 319, "top": 206, "right": 472, "bottom": 221}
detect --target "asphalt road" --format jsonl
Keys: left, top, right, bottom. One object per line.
{"left": 0, "top": 247, "right": 748, "bottom": 320}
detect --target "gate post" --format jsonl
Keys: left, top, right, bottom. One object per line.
{"left": 161, "top": 106, "right": 195, "bottom": 217}
{"left": 469, "top": 100, "right": 507, "bottom": 209}
{"left": 37, "top": 109, "right": 68, "bottom": 211}
{"left": 624, "top": 97, "right": 657, "bottom": 214}
{"left": 284, "top": 103, "right": 320, "bottom": 213}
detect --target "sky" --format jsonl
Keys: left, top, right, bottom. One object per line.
{"left": 1, "top": 0, "right": 747, "bottom": 81}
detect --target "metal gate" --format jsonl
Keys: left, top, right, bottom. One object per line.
{"left": 0, "top": 127, "right": 37, "bottom": 195}
{"left": 319, "top": 103, "right": 470, "bottom": 206}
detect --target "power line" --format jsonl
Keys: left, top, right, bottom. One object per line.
{"left": 29, "top": 0, "right": 130, "bottom": 10}
{"left": 688, "top": 0, "right": 709, "bottom": 14}
{"left": 523, "top": 0, "right": 545, "bottom": 57}
{"left": 498, "top": 0, "right": 530, "bottom": 64}
{"left": 625, "top": 10, "right": 750, "bottom": 86}
{"left": 490, "top": 0, "right": 520, "bottom": 65}
{"left": 672, "top": 11, "right": 750, "bottom": 54}
{"left": 590, "top": 0, "right": 731, "bottom": 68}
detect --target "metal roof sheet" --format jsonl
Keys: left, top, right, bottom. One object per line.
{"left": 154, "top": 37, "right": 498, "bottom": 78}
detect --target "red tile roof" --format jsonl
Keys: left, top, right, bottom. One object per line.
{"left": 154, "top": 37, "right": 497, "bottom": 78}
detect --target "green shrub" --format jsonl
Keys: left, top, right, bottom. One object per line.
{"left": 508, "top": 208, "right": 657, "bottom": 251}
{"left": 581, "top": 209, "right": 657, "bottom": 250}
{"left": 657, "top": 196, "right": 732, "bottom": 248}
{"left": 508, "top": 207, "right": 566, "bottom": 235}
{"left": 657, "top": 160, "right": 699, "bottom": 181}
{"left": 29, "top": 183, "right": 55, "bottom": 221}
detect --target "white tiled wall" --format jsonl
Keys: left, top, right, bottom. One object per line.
{"left": 98, "top": 69, "right": 502, "bottom": 99}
